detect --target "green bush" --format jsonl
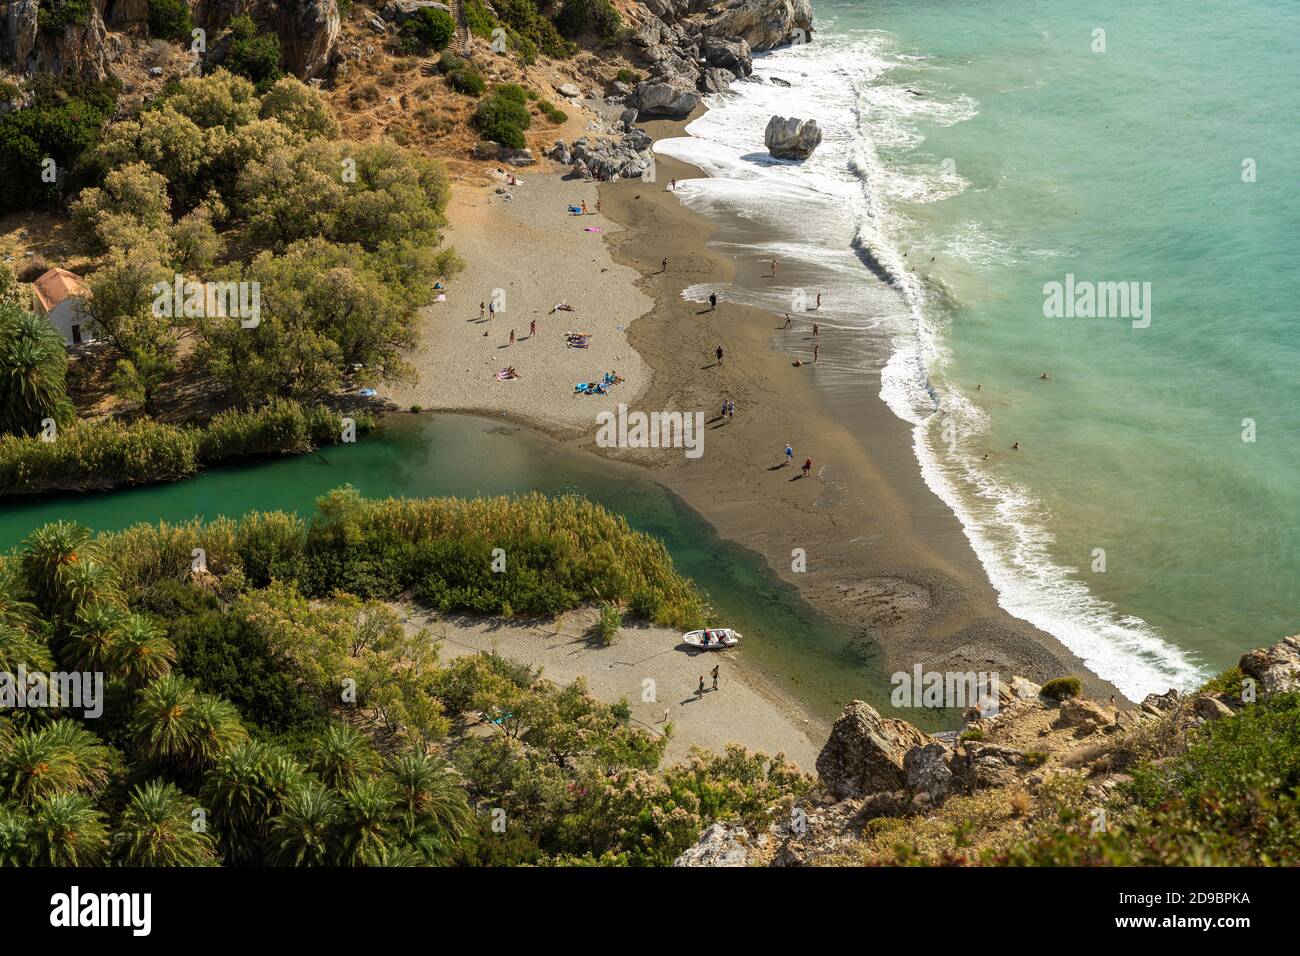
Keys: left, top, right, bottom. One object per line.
{"left": 222, "top": 14, "right": 283, "bottom": 92}
{"left": 615, "top": 68, "right": 641, "bottom": 85}
{"left": 597, "top": 602, "right": 622, "bottom": 645}
{"left": 0, "top": 87, "right": 115, "bottom": 212}
{"left": 472, "top": 88, "right": 531, "bottom": 148}
{"left": 1039, "top": 676, "right": 1082, "bottom": 700}
{"left": 148, "top": 0, "right": 194, "bottom": 43}
{"left": 37, "top": 0, "right": 92, "bottom": 33}
{"left": 448, "top": 68, "right": 486, "bottom": 96}
{"left": 398, "top": 7, "right": 455, "bottom": 55}
{"left": 464, "top": 0, "right": 496, "bottom": 38}
{"left": 555, "top": 0, "right": 621, "bottom": 42}
{"left": 490, "top": 0, "right": 572, "bottom": 59}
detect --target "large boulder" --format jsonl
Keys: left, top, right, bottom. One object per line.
{"left": 764, "top": 114, "right": 822, "bottom": 159}
{"left": 1239, "top": 635, "right": 1300, "bottom": 698}
{"left": 1056, "top": 697, "right": 1115, "bottom": 730}
{"left": 380, "top": 0, "right": 450, "bottom": 23}
{"left": 903, "top": 742, "right": 957, "bottom": 803}
{"left": 815, "top": 701, "right": 935, "bottom": 801}
{"left": 632, "top": 79, "right": 701, "bottom": 116}
{"left": 701, "top": 34, "right": 752, "bottom": 76}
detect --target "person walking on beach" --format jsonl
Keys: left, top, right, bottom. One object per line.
{"left": 709, "top": 292, "right": 718, "bottom": 311}
{"left": 529, "top": 319, "right": 536, "bottom": 338}
{"left": 697, "top": 676, "right": 705, "bottom": 698}
{"left": 727, "top": 399, "right": 735, "bottom": 418}
{"left": 662, "top": 257, "right": 668, "bottom": 273}
{"left": 488, "top": 300, "right": 495, "bottom": 320}
{"left": 766, "top": 259, "right": 777, "bottom": 278}
{"left": 816, "top": 293, "right": 822, "bottom": 310}
{"left": 715, "top": 345, "right": 724, "bottom": 366}
{"left": 479, "top": 301, "right": 486, "bottom": 321}
{"left": 785, "top": 443, "right": 794, "bottom": 466}
{"left": 802, "top": 456, "right": 813, "bottom": 478}
{"left": 711, "top": 664, "right": 719, "bottom": 691}
{"left": 782, "top": 314, "right": 792, "bottom": 329}
{"left": 509, "top": 329, "right": 515, "bottom": 346}
{"left": 813, "top": 344, "right": 819, "bottom": 364}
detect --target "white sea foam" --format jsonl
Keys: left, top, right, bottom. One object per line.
{"left": 655, "top": 28, "right": 1206, "bottom": 698}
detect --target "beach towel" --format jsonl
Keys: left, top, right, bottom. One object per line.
{"left": 496, "top": 369, "right": 519, "bottom": 381}
{"left": 584, "top": 227, "right": 602, "bottom": 233}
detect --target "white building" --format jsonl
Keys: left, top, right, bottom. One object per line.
{"left": 32, "top": 267, "right": 93, "bottom": 346}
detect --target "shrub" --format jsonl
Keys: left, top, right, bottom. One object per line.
{"left": 37, "top": 0, "right": 92, "bottom": 33}
{"left": 148, "top": 0, "right": 193, "bottom": 43}
{"left": 490, "top": 0, "right": 572, "bottom": 59}
{"left": 958, "top": 728, "right": 984, "bottom": 743}
{"left": 555, "top": 0, "right": 621, "bottom": 42}
{"left": 597, "top": 602, "right": 622, "bottom": 645}
{"left": 398, "top": 7, "right": 455, "bottom": 55}
{"left": 0, "top": 88, "right": 115, "bottom": 212}
{"left": 1039, "top": 676, "right": 1082, "bottom": 700}
{"left": 222, "top": 14, "right": 283, "bottom": 92}
{"left": 1198, "top": 665, "right": 1246, "bottom": 701}
{"left": 0, "top": 402, "right": 369, "bottom": 496}
{"left": 615, "top": 68, "right": 641, "bottom": 85}
{"left": 464, "top": 0, "right": 496, "bottom": 38}
{"left": 472, "top": 88, "right": 530, "bottom": 148}
{"left": 448, "top": 68, "right": 486, "bottom": 97}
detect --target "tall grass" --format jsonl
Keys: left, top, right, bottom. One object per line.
{"left": 0, "top": 401, "right": 373, "bottom": 497}
{"left": 86, "top": 486, "right": 711, "bottom": 629}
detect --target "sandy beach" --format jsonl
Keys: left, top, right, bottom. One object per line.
{"left": 395, "top": 115, "right": 1121, "bottom": 710}
{"left": 388, "top": 171, "right": 652, "bottom": 431}
{"left": 403, "top": 604, "right": 824, "bottom": 770}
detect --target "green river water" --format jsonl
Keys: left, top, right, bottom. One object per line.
{"left": 0, "top": 415, "right": 934, "bottom": 727}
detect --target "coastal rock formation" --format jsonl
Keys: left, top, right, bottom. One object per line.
{"left": 815, "top": 701, "right": 935, "bottom": 801}
{"left": 695, "top": 0, "right": 812, "bottom": 52}
{"left": 632, "top": 78, "right": 701, "bottom": 115}
{"left": 1, "top": 0, "right": 114, "bottom": 80}
{"left": 636, "top": 0, "right": 812, "bottom": 52}
{"left": 563, "top": 131, "right": 655, "bottom": 179}
{"left": 380, "top": 0, "right": 450, "bottom": 24}
{"left": 700, "top": 34, "right": 752, "bottom": 77}
{"left": 1239, "top": 634, "right": 1300, "bottom": 697}
{"left": 764, "top": 114, "right": 822, "bottom": 159}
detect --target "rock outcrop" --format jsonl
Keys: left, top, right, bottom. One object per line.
{"left": 815, "top": 701, "right": 935, "bottom": 801}
{"left": 556, "top": 128, "right": 655, "bottom": 180}
{"left": 673, "top": 821, "right": 751, "bottom": 866}
{"left": 1239, "top": 634, "right": 1300, "bottom": 697}
{"left": 1, "top": 0, "right": 115, "bottom": 80}
{"left": 764, "top": 114, "right": 821, "bottom": 159}
{"left": 631, "top": 78, "right": 701, "bottom": 116}
{"left": 194, "top": 0, "right": 340, "bottom": 79}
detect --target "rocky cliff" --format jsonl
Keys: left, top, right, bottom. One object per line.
{"left": 675, "top": 635, "right": 1300, "bottom": 866}
{"left": 1, "top": 0, "right": 116, "bottom": 80}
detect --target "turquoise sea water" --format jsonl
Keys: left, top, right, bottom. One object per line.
{"left": 659, "top": 0, "right": 1300, "bottom": 695}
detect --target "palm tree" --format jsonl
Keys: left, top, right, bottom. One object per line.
{"left": 0, "top": 804, "right": 32, "bottom": 866}
{"left": 266, "top": 781, "right": 340, "bottom": 866}
{"left": 199, "top": 740, "right": 301, "bottom": 864}
{"left": 112, "top": 613, "right": 175, "bottom": 688}
{"left": 55, "top": 557, "right": 119, "bottom": 621}
{"left": 0, "top": 621, "right": 54, "bottom": 674}
{"left": 186, "top": 694, "right": 248, "bottom": 771}
{"left": 0, "top": 719, "right": 111, "bottom": 806}
{"left": 29, "top": 792, "right": 108, "bottom": 866}
{"left": 0, "top": 563, "right": 37, "bottom": 630}
{"left": 0, "top": 305, "right": 74, "bottom": 439}
{"left": 129, "top": 673, "right": 198, "bottom": 764}
{"left": 310, "top": 724, "right": 380, "bottom": 791}
{"left": 60, "top": 602, "right": 128, "bottom": 673}
{"left": 335, "top": 777, "right": 398, "bottom": 867}
{"left": 20, "top": 522, "right": 93, "bottom": 617}
{"left": 386, "top": 749, "right": 472, "bottom": 863}
{"left": 113, "top": 780, "right": 219, "bottom": 866}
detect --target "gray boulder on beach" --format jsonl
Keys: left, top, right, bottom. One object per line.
{"left": 765, "top": 115, "right": 822, "bottom": 159}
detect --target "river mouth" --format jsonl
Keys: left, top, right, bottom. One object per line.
{"left": 0, "top": 412, "right": 968, "bottom": 731}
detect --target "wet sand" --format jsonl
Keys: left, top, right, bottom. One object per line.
{"left": 588, "top": 115, "right": 1120, "bottom": 700}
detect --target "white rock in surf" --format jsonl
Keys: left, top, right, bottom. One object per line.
{"left": 764, "top": 115, "right": 822, "bottom": 160}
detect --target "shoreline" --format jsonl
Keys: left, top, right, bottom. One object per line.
{"left": 391, "top": 112, "right": 1124, "bottom": 706}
